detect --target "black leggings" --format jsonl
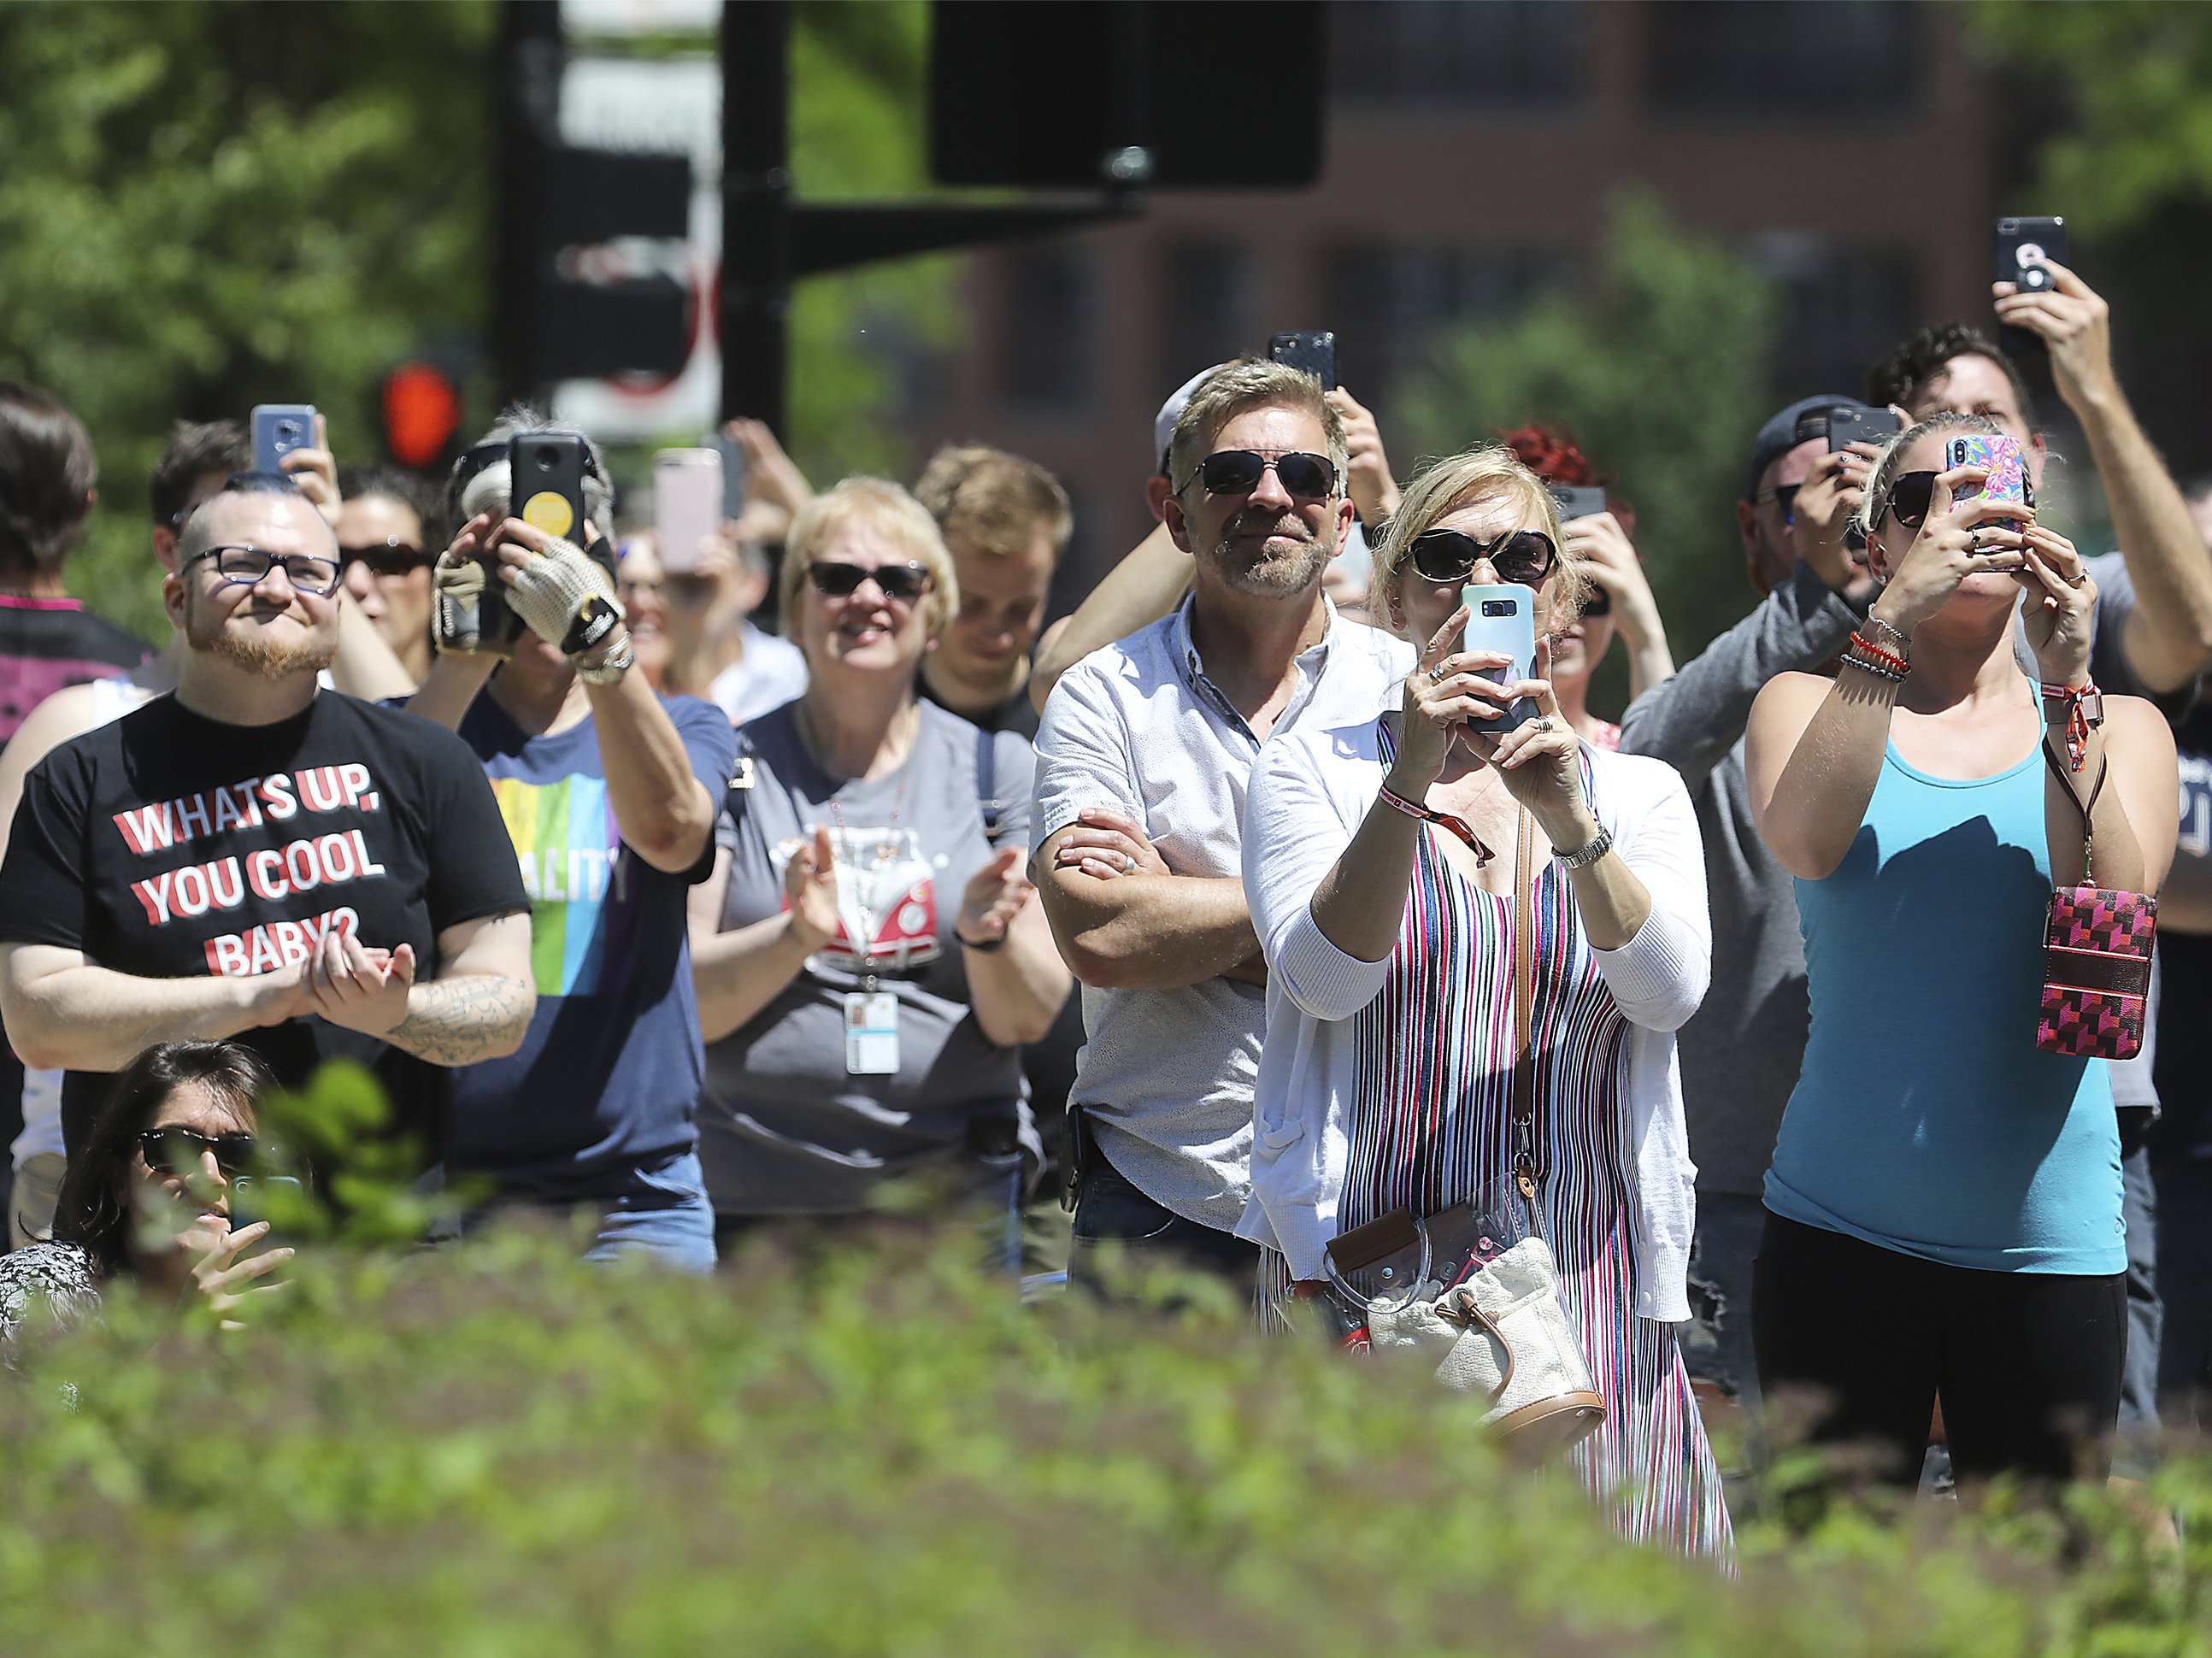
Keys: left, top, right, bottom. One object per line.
{"left": 1753, "top": 1211, "right": 2125, "bottom": 1490}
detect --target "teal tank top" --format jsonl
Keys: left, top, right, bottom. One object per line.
{"left": 1763, "top": 740, "right": 2123, "bottom": 1273}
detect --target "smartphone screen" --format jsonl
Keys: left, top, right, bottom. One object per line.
{"left": 1266, "top": 331, "right": 1337, "bottom": 392}
{"left": 654, "top": 449, "right": 724, "bottom": 574}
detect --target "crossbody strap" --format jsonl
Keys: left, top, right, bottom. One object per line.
{"left": 1511, "top": 809, "right": 1538, "bottom": 1200}
{"left": 975, "top": 725, "right": 1003, "bottom": 844}
{"left": 2041, "top": 741, "right": 2109, "bottom": 885}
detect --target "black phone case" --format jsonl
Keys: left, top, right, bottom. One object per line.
{"left": 1267, "top": 331, "right": 1337, "bottom": 391}
{"left": 1995, "top": 217, "right": 2067, "bottom": 358}
{"left": 1827, "top": 409, "right": 1903, "bottom": 453}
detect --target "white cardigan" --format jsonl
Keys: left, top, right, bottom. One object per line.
{"left": 1234, "top": 719, "right": 1710, "bottom": 1320}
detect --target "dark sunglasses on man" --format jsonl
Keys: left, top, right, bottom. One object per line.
{"left": 806, "top": 560, "right": 933, "bottom": 603}
{"left": 138, "top": 1126, "right": 258, "bottom": 1178}
{"left": 338, "top": 536, "right": 431, "bottom": 578}
{"left": 1179, "top": 449, "right": 1339, "bottom": 500}
{"left": 1409, "top": 527, "right": 1559, "bottom": 588}
{"left": 1754, "top": 482, "right": 1802, "bottom": 526}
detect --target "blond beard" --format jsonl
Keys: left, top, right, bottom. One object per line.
{"left": 185, "top": 600, "right": 335, "bottom": 680}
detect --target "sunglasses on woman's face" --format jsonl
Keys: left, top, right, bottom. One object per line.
{"left": 137, "top": 1126, "right": 256, "bottom": 1177}
{"left": 1179, "top": 449, "right": 1338, "bottom": 500}
{"left": 1880, "top": 471, "right": 1938, "bottom": 530}
{"left": 1409, "top": 527, "right": 1559, "bottom": 587}
{"left": 806, "top": 560, "right": 932, "bottom": 603}
{"left": 338, "top": 540, "right": 430, "bottom": 579}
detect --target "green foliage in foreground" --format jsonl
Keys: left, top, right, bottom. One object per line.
{"left": 0, "top": 1223, "right": 2207, "bottom": 1656}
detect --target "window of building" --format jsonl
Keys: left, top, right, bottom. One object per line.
{"left": 1644, "top": 1, "right": 1921, "bottom": 118}
{"left": 1750, "top": 234, "right": 1921, "bottom": 400}
{"left": 1325, "top": 243, "right": 1574, "bottom": 404}
{"left": 1332, "top": 0, "right": 1590, "bottom": 109}
{"left": 1158, "top": 241, "right": 1258, "bottom": 393}
{"left": 996, "top": 244, "right": 1097, "bottom": 413}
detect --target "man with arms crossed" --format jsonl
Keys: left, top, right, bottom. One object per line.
{"left": 1032, "top": 360, "right": 1409, "bottom": 1291}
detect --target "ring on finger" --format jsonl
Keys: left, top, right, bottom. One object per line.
{"left": 1122, "top": 852, "right": 1136, "bottom": 874}
{"left": 1428, "top": 663, "right": 1446, "bottom": 684}
{"left": 1532, "top": 715, "right": 1556, "bottom": 734}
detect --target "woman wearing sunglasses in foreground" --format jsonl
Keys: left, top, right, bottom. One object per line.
{"left": 1240, "top": 448, "right": 1727, "bottom": 1555}
{"left": 1744, "top": 414, "right": 2178, "bottom": 1498}
{"left": 689, "top": 479, "right": 1068, "bottom": 1261}
{"left": 0, "top": 1042, "right": 291, "bottom": 1342}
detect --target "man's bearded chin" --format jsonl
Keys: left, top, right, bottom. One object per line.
{"left": 186, "top": 610, "right": 336, "bottom": 679}
{"left": 1208, "top": 513, "right": 1333, "bottom": 597}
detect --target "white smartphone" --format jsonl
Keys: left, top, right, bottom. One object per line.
{"left": 1461, "top": 582, "right": 1539, "bottom": 734}
{"left": 653, "top": 448, "right": 725, "bottom": 574}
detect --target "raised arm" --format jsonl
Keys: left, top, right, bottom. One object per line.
{"left": 1031, "top": 522, "right": 1190, "bottom": 714}
{"left": 1998, "top": 261, "right": 2212, "bottom": 696}
{"left": 1617, "top": 558, "right": 1858, "bottom": 785}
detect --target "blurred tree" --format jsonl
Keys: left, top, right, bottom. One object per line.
{"left": 1974, "top": 0, "right": 2212, "bottom": 237}
{"left": 785, "top": 0, "right": 960, "bottom": 485}
{"left": 1393, "top": 195, "right": 1780, "bottom": 705}
{"left": 0, "top": 0, "right": 499, "bottom": 642}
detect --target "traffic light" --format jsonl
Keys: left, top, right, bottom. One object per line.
{"left": 496, "top": 1, "right": 695, "bottom": 395}
{"left": 379, "top": 362, "right": 465, "bottom": 469}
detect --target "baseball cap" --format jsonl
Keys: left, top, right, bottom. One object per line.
{"left": 1155, "top": 365, "right": 1227, "bottom": 478}
{"left": 1746, "top": 394, "right": 1873, "bottom": 502}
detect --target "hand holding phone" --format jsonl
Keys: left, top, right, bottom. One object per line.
{"left": 1268, "top": 331, "right": 1337, "bottom": 391}
{"left": 1826, "top": 408, "right": 1903, "bottom": 454}
{"left": 1994, "top": 215, "right": 2067, "bottom": 358}
{"left": 251, "top": 404, "right": 317, "bottom": 473}
{"left": 1462, "top": 584, "right": 1540, "bottom": 735}
{"left": 1944, "top": 433, "right": 2033, "bottom": 544}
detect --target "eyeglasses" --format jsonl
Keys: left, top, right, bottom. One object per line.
{"left": 807, "top": 560, "right": 932, "bottom": 603}
{"left": 1880, "top": 471, "right": 1938, "bottom": 530}
{"left": 1177, "top": 450, "right": 1339, "bottom": 499}
{"left": 1755, "top": 483, "right": 1803, "bottom": 526}
{"left": 183, "top": 544, "right": 343, "bottom": 597}
{"left": 1409, "top": 527, "right": 1559, "bottom": 587}
{"left": 338, "top": 538, "right": 430, "bottom": 578}
{"left": 137, "top": 1126, "right": 257, "bottom": 1177}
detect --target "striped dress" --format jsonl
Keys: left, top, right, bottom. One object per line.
{"left": 1293, "top": 778, "right": 1731, "bottom": 1559}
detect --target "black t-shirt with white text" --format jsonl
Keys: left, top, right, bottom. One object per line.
{"left": 0, "top": 692, "right": 528, "bottom": 1157}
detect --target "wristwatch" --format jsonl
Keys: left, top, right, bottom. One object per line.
{"left": 1552, "top": 825, "right": 1615, "bottom": 870}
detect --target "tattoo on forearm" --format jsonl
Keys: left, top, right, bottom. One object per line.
{"left": 386, "top": 974, "right": 533, "bottom": 1066}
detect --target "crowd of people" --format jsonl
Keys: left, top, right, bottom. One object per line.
{"left": 1, "top": 244, "right": 2209, "bottom": 1561}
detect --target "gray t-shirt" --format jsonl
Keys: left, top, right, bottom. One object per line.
{"left": 697, "top": 701, "right": 1038, "bottom": 1214}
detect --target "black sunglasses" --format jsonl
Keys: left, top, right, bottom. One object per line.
{"left": 1881, "top": 470, "right": 1938, "bottom": 530}
{"left": 1178, "top": 449, "right": 1338, "bottom": 500}
{"left": 1754, "top": 483, "right": 1803, "bottom": 526}
{"left": 339, "top": 539, "right": 430, "bottom": 577}
{"left": 1409, "top": 527, "right": 1559, "bottom": 587}
{"left": 138, "top": 1126, "right": 257, "bottom": 1176}
{"left": 807, "top": 560, "right": 932, "bottom": 603}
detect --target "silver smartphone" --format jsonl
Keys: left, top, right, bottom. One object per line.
{"left": 1461, "top": 582, "right": 1539, "bottom": 734}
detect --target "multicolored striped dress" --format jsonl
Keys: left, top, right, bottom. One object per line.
{"left": 1289, "top": 785, "right": 1732, "bottom": 1559}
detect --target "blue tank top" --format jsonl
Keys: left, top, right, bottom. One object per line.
{"left": 1764, "top": 740, "right": 2123, "bottom": 1273}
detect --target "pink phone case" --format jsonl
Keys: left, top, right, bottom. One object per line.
{"left": 1944, "top": 434, "right": 2032, "bottom": 533}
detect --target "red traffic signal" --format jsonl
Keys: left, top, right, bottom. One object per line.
{"left": 380, "top": 362, "right": 464, "bottom": 469}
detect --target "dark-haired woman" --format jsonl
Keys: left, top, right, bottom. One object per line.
{"left": 0, "top": 1042, "right": 292, "bottom": 1340}
{"left": 1745, "top": 414, "right": 2180, "bottom": 1491}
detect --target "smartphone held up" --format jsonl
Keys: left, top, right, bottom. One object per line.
{"left": 251, "top": 404, "right": 315, "bottom": 473}
{"left": 1462, "top": 583, "right": 1540, "bottom": 734}
{"left": 1945, "top": 433, "right": 2033, "bottom": 566}
{"left": 653, "top": 448, "right": 724, "bottom": 574}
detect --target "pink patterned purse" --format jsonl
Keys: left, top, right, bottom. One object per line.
{"left": 2037, "top": 747, "right": 2156, "bottom": 1061}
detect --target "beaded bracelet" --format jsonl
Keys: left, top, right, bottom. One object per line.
{"left": 1847, "top": 632, "right": 1909, "bottom": 680}
{"left": 1864, "top": 614, "right": 1912, "bottom": 656}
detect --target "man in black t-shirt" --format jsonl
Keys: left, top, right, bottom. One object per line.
{"left": 0, "top": 473, "right": 533, "bottom": 1159}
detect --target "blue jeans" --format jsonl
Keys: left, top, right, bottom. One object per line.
{"left": 1682, "top": 1191, "right": 1766, "bottom": 1415}
{"left": 563, "top": 1150, "right": 718, "bottom": 1274}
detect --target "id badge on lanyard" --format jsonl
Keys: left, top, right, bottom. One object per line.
{"left": 844, "top": 987, "right": 899, "bottom": 1075}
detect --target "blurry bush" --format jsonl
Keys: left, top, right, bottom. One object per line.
{"left": 1, "top": 1197, "right": 2207, "bottom": 1653}
{"left": 1394, "top": 194, "right": 1779, "bottom": 714}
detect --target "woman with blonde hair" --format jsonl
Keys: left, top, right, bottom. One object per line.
{"left": 1240, "top": 446, "right": 1728, "bottom": 1555}
{"left": 690, "top": 479, "right": 1069, "bottom": 1259}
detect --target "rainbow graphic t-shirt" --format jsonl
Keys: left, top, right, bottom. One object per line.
{"left": 450, "top": 694, "right": 738, "bottom": 1196}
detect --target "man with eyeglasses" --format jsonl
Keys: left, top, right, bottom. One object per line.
{"left": 1614, "top": 392, "right": 1888, "bottom": 1430}
{"left": 406, "top": 412, "right": 732, "bottom": 1270}
{"left": 1032, "top": 358, "right": 1410, "bottom": 1293}
{"left": 0, "top": 471, "right": 536, "bottom": 1178}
